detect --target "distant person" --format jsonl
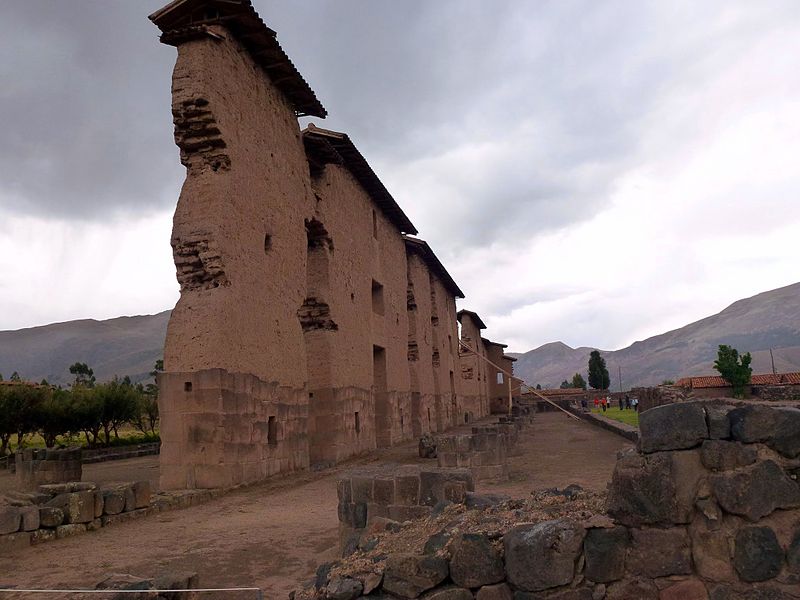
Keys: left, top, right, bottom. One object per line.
{"left": 625, "top": 394, "right": 631, "bottom": 410}
{"left": 594, "top": 397, "right": 599, "bottom": 410}
{"left": 601, "top": 397, "right": 607, "bottom": 412}
{"left": 581, "top": 398, "right": 588, "bottom": 412}
{"left": 632, "top": 397, "right": 639, "bottom": 411}
{"left": 618, "top": 396, "right": 624, "bottom": 411}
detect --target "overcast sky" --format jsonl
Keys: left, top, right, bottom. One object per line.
{"left": 1, "top": 1, "right": 799, "bottom": 353}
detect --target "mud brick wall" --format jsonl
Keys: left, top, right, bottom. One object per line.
{"left": 314, "top": 401, "right": 800, "bottom": 600}
{"left": 15, "top": 448, "right": 81, "bottom": 491}
{"left": 337, "top": 466, "right": 474, "bottom": 545}
{"left": 435, "top": 431, "right": 509, "bottom": 481}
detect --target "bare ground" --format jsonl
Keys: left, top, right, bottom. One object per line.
{"left": 0, "top": 412, "right": 630, "bottom": 598}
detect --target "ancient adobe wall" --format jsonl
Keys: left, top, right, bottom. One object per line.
{"left": 159, "top": 28, "right": 314, "bottom": 488}
{"left": 406, "top": 252, "right": 439, "bottom": 437}
{"left": 431, "top": 277, "right": 463, "bottom": 430}
{"left": 307, "top": 164, "right": 413, "bottom": 459}
{"left": 458, "top": 317, "right": 490, "bottom": 423}
{"left": 486, "top": 345, "right": 513, "bottom": 415}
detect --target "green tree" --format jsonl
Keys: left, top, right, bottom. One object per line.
{"left": 571, "top": 373, "right": 587, "bottom": 390}
{"left": 36, "top": 388, "right": 76, "bottom": 448}
{"left": 588, "top": 350, "right": 610, "bottom": 390}
{"left": 94, "top": 378, "right": 141, "bottom": 444}
{"left": 714, "top": 344, "right": 752, "bottom": 398}
{"left": 69, "top": 362, "right": 95, "bottom": 388}
{"left": 535, "top": 384, "right": 542, "bottom": 390}
{"left": 71, "top": 386, "right": 103, "bottom": 446}
{"left": 3, "top": 383, "right": 45, "bottom": 450}
{"left": 0, "top": 385, "right": 12, "bottom": 455}
{"left": 559, "top": 379, "right": 571, "bottom": 389}
{"left": 10, "top": 372, "right": 21, "bottom": 382}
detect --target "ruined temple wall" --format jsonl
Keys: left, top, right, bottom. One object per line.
{"left": 405, "top": 253, "right": 437, "bottom": 437}
{"left": 308, "top": 165, "right": 412, "bottom": 456}
{"left": 159, "top": 29, "right": 314, "bottom": 488}
{"left": 164, "top": 30, "right": 313, "bottom": 385}
{"left": 459, "top": 317, "right": 490, "bottom": 423}
{"left": 431, "top": 279, "right": 462, "bottom": 430}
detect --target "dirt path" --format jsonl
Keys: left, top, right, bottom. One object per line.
{"left": 0, "top": 412, "right": 629, "bottom": 597}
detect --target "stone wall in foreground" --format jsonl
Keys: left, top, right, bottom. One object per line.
{"left": 313, "top": 401, "right": 800, "bottom": 600}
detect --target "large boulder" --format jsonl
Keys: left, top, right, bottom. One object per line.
{"left": 326, "top": 577, "right": 363, "bottom": 600}
{"left": 627, "top": 527, "right": 692, "bottom": 578}
{"left": 639, "top": 402, "right": 708, "bottom": 453}
{"left": 382, "top": 553, "right": 449, "bottom": 599}
{"left": 734, "top": 526, "right": 784, "bottom": 582}
{"left": 421, "top": 586, "right": 474, "bottom": 600}
{"left": 45, "top": 491, "right": 95, "bottom": 524}
{"left": 710, "top": 460, "right": 800, "bottom": 521}
{"left": 788, "top": 528, "right": 800, "bottom": 574}
{"left": 449, "top": 533, "right": 504, "bottom": 588}
{"left": 583, "top": 526, "right": 628, "bottom": 583}
{"left": 504, "top": 519, "right": 585, "bottom": 592}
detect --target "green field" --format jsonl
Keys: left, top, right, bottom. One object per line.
{"left": 592, "top": 407, "right": 639, "bottom": 427}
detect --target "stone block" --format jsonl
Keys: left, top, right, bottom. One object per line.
{"left": 351, "top": 476, "right": 374, "bottom": 504}
{"left": 730, "top": 405, "right": 800, "bottom": 458}
{"left": 627, "top": 527, "right": 692, "bottom": 578}
{"left": 514, "top": 589, "right": 592, "bottom": 600}
{"left": 584, "top": 526, "right": 628, "bottom": 583}
{"left": 396, "top": 475, "right": 421, "bottom": 505}
{"left": 94, "top": 491, "right": 104, "bottom": 518}
{"left": 700, "top": 440, "right": 757, "bottom": 471}
{"left": 606, "top": 578, "right": 658, "bottom": 600}
{"left": 710, "top": 460, "right": 800, "bottom": 521}
{"left": 419, "top": 469, "right": 473, "bottom": 507}
{"left": 476, "top": 583, "right": 512, "bottom": 600}
{"left": 100, "top": 508, "right": 151, "bottom": 527}
{"left": 20, "top": 506, "right": 40, "bottom": 531}
{"left": 422, "top": 586, "right": 474, "bottom": 600}
{"left": 706, "top": 406, "right": 731, "bottom": 440}
{"left": 374, "top": 478, "right": 396, "bottom": 506}
{"left": 504, "top": 519, "right": 585, "bottom": 592}
{"left": 326, "top": 576, "right": 363, "bottom": 600}
{"left": 382, "top": 553, "right": 449, "bottom": 598}
{"left": 87, "top": 518, "right": 103, "bottom": 531}
{"left": 689, "top": 516, "right": 734, "bottom": 581}
{"left": 639, "top": 402, "right": 708, "bottom": 452}
{"left": 46, "top": 491, "right": 96, "bottom": 524}
{"left": 658, "top": 580, "right": 708, "bottom": 600}
{"left": 38, "top": 482, "right": 95, "bottom": 495}
{"left": 734, "top": 526, "right": 784, "bottom": 582}
{"left": 56, "top": 523, "right": 87, "bottom": 538}
{"left": 607, "top": 452, "right": 683, "bottom": 526}
{"left": 132, "top": 481, "right": 151, "bottom": 509}
{"left": 102, "top": 488, "right": 127, "bottom": 515}
{"left": 450, "top": 533, "right": 504, "bottom": 588}
{"left": 0, "top": 506, "right": 21, "bottom": 535}
{"left": 39, "top": 506, "right": 64, "bottom": 528}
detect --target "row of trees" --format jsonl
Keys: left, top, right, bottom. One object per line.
{"left": 0, "top": 362, "right": 161, "bottom": 456}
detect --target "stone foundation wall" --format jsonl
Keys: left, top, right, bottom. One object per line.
{"left": 158, "top": 369, "right": 309, "bottom": 490}
{"left": 337, "top": 465, "right": 474, "bottom": 549}
{"left": 315, "top": 402, "right": 800, "bottom": 600}
{"left": 752, "top": 385, "right": 800, "bottom": 401}
{"left": 435, "top": 430, "right": 509, "bottom": 481}
{"left": 15, "top": 448, "right": 82, "bottom": 491}
{"left": 0, "top": 480, "right": 151, "bottom": 554}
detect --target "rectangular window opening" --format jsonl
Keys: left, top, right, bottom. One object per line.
{"left": 497, "top": 372, "right": 504, "bottom": 385}
{"left": 372, "top": 209, "right": 378, "bottom": 238}
{"left": 355, "top": 411, "right": 361, "bottom": 435}
{"left": 371, "top": 280, "right": 385, "bottom": 316}
{"left": 268, "top": 416, "right": 278, "bottom": 446}
{"left": 184, "top": 382, "right": 192, "bottom": 392}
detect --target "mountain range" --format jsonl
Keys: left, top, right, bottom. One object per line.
{"left": 510, "top": 282, "right": 800, "bottom": 389}
{"left": 1, "top": 282, "right": 798, "bottom": 389}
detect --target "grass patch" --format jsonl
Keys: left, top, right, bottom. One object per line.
{"left": 592, "top": 407, "right": 639, "bottom": 427}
